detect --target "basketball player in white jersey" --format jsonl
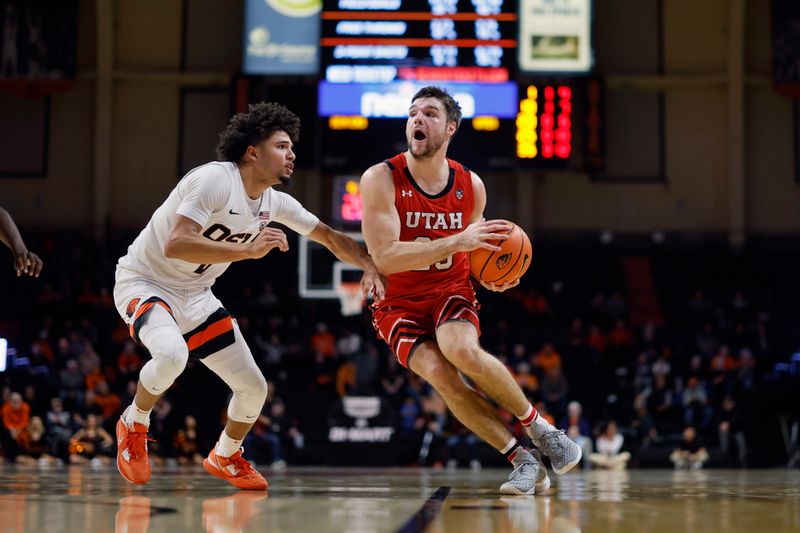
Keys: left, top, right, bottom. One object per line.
{"left": 113, "top": 103, "right": 384, "bottom": 490}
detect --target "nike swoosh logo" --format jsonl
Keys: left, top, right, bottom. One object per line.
{"left": 229, "top": 209, "right": 241, "bottom": 215}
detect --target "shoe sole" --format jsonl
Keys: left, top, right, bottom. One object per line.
{"left": 499, "top": 473, "right": 551, "bottom": 496}
{"left": 203, "top": 458, "right": 268, "bottom": 491}
{"left": 551, "top": 447, "right": 583, "bottom": 475}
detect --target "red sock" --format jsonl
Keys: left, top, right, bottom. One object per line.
{"left": 501, "top": 438, "right": 524, "bottom": 463}
{"left": 518, "top": 404, "right": 537, "bottom": 426}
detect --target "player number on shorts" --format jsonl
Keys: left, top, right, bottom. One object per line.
{"left": 411, "top": 236, "right": 453, "bottom": 271}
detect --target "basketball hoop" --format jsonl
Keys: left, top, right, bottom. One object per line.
{"left": 337, "top": 282, "right": 364, "bottom": 316}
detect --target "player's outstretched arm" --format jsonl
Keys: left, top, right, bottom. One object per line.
{"left": 164, "top": 214, "right": 288, "bottom": 264}
{"left": 307, "top": 221, "right": 385, "bottom": 302}
{"left": 0, "top": 206, "right": 43, "bottom": 277}
{"left": 360, "top": 165, "right": 511, "bottom": 276}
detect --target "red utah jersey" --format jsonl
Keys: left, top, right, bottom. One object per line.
{"left": 382, "top": 153, "right": 475, "bottom": 301}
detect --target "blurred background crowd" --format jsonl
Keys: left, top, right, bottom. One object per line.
{"left": 2, "top": 229, "right": 799, "bottom": 471}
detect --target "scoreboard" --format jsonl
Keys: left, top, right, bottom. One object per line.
{"left": 321, "top": 0, "right": 518, "bottom": 84}
{"left": 314, "top": 0, "right": 588, "bottom": 173}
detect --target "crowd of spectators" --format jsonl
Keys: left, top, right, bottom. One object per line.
{"left": 0, "top": 230, "right": 797, "bottom": 469}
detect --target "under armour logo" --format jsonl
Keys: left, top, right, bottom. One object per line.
{"left": 401, "top": 190, "right": 413, "bottom": 198}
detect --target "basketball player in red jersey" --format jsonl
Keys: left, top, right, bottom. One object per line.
{"left": 360, "top": 87, "right": 581, "bottom": 494}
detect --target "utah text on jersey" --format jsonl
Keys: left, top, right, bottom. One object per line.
{"left": 405, "top": 212, "right": 464, "bottom": 230}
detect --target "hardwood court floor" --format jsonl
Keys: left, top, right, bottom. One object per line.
{"left": 0, "top": 465, "right": 798, "bottom": 532}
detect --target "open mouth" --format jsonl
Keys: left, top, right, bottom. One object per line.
{"left": 413, "top": 130, "right": 426, "bottom": 141}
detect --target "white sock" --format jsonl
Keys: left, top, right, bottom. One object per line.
{"left": 124, "top": 403, "right": 152, "bottom": 428}
{"left": 528, "top": 413, "right": 555, "bottom": 440}
{"left": 216, "top": 430, "right": 243, "bottom": 458}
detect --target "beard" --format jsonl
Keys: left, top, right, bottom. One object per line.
{"left": 407, "top": 134, "right": 445, "bottom": 160}
{"left": 278, "top": 175, "right": 292, "bottom": 186}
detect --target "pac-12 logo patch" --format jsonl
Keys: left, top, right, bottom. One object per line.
{"left": 455, "top": 189, "right": 464, "bottom": 200}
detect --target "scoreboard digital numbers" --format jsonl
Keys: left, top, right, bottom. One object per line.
{"left": 516, "top": 83, "right": 574, "bottom": 161}
{"left": 321, "top": 0, "right": 518, "bottom": 85}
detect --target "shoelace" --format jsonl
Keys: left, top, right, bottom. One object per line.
{"left": 228, "top": 454, "right": 258, "bottom": 478}
{"left": 540, "top": 429, "right": 567, "bottom": 450}
{"left": 510, "top": 460, "right": 539, "bottom": 481}
{"left": 124, "top": 430, "right": 155, "bottom": 460}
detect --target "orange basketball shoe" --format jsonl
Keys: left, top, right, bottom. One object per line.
{"left": 116, "top": 418, "right": 152, "bottom": 484}
{"left": 203, "top": 447, "right": 268, "bottom": 491}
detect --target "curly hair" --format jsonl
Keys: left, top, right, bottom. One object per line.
{"left": 411, "top": 86, "right": 463, "bottom": 132}
{"left": 216, "top": 102, "right": 301, "bottom": 162}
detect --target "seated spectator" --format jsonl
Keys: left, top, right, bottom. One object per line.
{"left": 1, "top": 392, "right": 30, "bottom": 463}
{"left": 149, "top": 398, "right": 179, "bottom": 462}
{"left": 336, "top": 328, "right": 362, "bottom": 358}
{"left": 513, "top": 362, "right": 539, "bottom": 399}
{"left": 682, "top": 377, "right": 712, "bottom": 429}
{"left": 716, "top": 395, "right": 747, "bottom": 467}
{"left": 84, "top": 362, "right": 107, "bottom": 394}
{"left": 587, "top": 325, "right": 607, "bottom": 354}
{"left": 670, "top": 426, "right": 709, "bottom": 469}
{"left": 608, "top": 319, "right": 634, "bottom": 349}
{"left": 69, "top": 414, "right": 114, "bottom": 465}
{"left": 172, "top": 415, "right": 203, "bottom": 466}
{"left": 643, "top": 374, "right": 674, "bottom": 428}
{"left": 353, "top": 344, "right": 380, "bottom": 394}
{"left": 244, "top": 398, "right": 302, "bottom": 470}
{"left": 710, "top": 345, "right": 737, "bottom": 400}
{"left": 89, "top": 381, "right": 121, "bottom": 422}
{"left": 16, "top": 416, "right": 57, "bottom": 465}
{"left": 540, "top": 366, "right": 568, "bottom": 418}
{"left": 59, "top": 359, "right": 85, "bottom": 407}
{"left": 310, "top": 322, "right": 336, "bottom": 358}
{"left": 589, "top": 421, "right": 630, "bottom": 470}
{"left": 45, "top": 397, "right": 73, "bottom": 460}
{"left": 335, "top": 357, "right": 357, "bottom": 397}
{"left": 418, "top": 391, "right": 449, "bottom": 468}
{"left": 444, "top": 418, "right": 482, "bottom": 471}
{"left": 532, "top": 342, "right": 562, "bottom": 374}
{"left": 561, "top": 401, "right": 592, "bottom": 468}
{"left": 380, "top": 356, "right": 407, "bottom": 409}
{"left": 116, "top": 341, "right": 142, "bottom": 382}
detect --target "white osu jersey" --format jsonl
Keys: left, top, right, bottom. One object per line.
{"left": 116, "top": 161, "right": 319, "bottom": 289}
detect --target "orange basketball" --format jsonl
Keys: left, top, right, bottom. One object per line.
{"left": 469, "top": 222, "right": 533, "bottom": 284}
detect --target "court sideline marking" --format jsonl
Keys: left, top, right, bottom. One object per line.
{"left": 396, "top": 486, "right": 450, "bottom": 533}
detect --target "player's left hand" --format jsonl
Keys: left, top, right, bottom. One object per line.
{"left": 361, "top": 267, "right": 386, "bottom": 303}
{"left": 13, "top": 249, "right": 43, "bottom": 278}
{"left": 479, "top": 279, "right": 519, "bottom": 292}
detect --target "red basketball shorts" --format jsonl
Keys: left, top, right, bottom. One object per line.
{"left": 371, "top": 283, "right": 481, "bottom": 368}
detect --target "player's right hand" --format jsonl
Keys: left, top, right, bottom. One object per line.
{"left": 14, "top": 249, "right": 43, "bottom": 278}
{"left": 457, "top": 219, "right": 511, "bottom": 252}
{"left": 248, "top": 228, "right": 289, "bottom": 259}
